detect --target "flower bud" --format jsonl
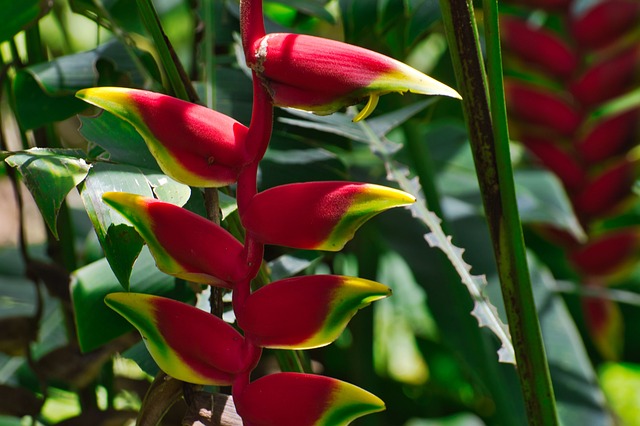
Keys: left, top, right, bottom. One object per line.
{"left": 234, "top": 372, "right": 385, "bottom": 426}
{"left": 105, "top": 293, "right": 260, "bottom": 385}
{"left": 76, "top": 88, "right": 249, "bottom": 187}
{"left": 102, "top": 192, "right": 246, "bottom": 287}
{"left": 240, "top": 181, "right": 415, "bottom": 250}
{"left": 237, "top": 275, "right": 391, "bottom": 349}
{"left": 247, "top": 33, "right": 460, "bottom": 121}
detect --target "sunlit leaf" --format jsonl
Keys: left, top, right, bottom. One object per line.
{"left": 0, "top": 0, "right": 51, "bottom": 43}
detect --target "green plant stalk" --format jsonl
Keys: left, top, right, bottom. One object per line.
{"left": 438, "top": 0, "right": 559, "bottom": 424}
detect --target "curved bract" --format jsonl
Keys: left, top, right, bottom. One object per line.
{"left": 247, "top": 33, "right": 460, "bottom": 121}
{"left": 102, "top": 192, "right": 246, "bottom": 287}
{"left": 237, "top": 275, "right": 391, "bottom": 349}
{"left": 76, "top": 87, "right": 249, "bottom": 187}
{"left": 105, "top": 293, "right": 261, "bottom": 385}
{"left": 234, "top": 372, "right": 385, "bottom": 426}
{"left": 241, "top": 181, "right": 415, "bottom": 251}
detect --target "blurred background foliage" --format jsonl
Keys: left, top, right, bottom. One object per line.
{"left": 0, "top": 0, "right": 639, "bottom": 425}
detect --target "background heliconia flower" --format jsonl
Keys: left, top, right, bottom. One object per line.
{"left": 237, "top": 275, "right": 391, "bottom": 349}
{"left": 76, "top": 87, "right": 249, "bottom": 187}
{"left": 569, "top": 228, "right": 640, "bottom": 281}
{"left": 240, "top": 181, "right": 415, "bottom": 250}
{"left": 234, "top": 372, "right": 385, "bottom": 426}
{"left": 105, "top": 293, "right": 261, "bottom": 385}
{"left": 102, "top": 192, "right": 246, "bottom": 287}
{"left": 247, "top": 33, "right": 460, "bottom": 121}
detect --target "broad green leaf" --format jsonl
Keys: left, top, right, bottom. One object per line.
{"left": 599, "top": 362, "right": 640, "bottom": 425}
{"left": 528, "top": 256, "right": 613, "bottom": 425}
{"left": 144, "top": 172, "right": 191, "bottom": 207}
{"left": 4, "top": 148, "right": 90, "bottom": 239}
{"left": 71, "top": 246, "right": 194, "bottom": 352}
{"left": 268, "top": 251, "right": 324, "bottom": 281}
{"left": 13, "top": 39, "right": 158, "bottom": 129}
{"left": 265, "top": 0, "right": 335, "bottom": 23}
{"left": 79, "top": 110, "right": 160, "bottom": 171}
{"left": 0, "top": 0, "right": 51, "bottom": 43}
{"left": 81, "top": 163, "right": 151, "bottom": 289}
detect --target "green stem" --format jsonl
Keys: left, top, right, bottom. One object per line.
{"left": 135, "top": 0, "right": 198, "bottom": 102}
{"left": 438, "top": 0, "right": 559, "bottom": 424}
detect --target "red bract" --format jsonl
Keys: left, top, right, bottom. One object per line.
{"left": 505, "top": 81, "right": 581, "bottom": 136}
{"left": 582, "top": 297, "right": 623, "bottom": 360}
{"left": 247, "top": 33, "right": 460, "bottom": 121}
{"left": 570, "top": 48, "right": 640, "bottom": 107}
{"left": 240, "top": 181, "right": 415, "bottom": 250}
{"left": 77, "top": 87, "right": 249, "bottom": 187}
{"left": 234, "top": 372, "right": 385, "bottom": 426}
{"left": 571, "top": 158, "right": 640, "bottom": 218}
{"left": 102, "top": 192, "right": 246, "bottom": 287}
{"left": 501, "top": 17, "right": 577, "bottom": 79}
{"left": 522, "top": 137, "right": 586, "bottom": 192}
{"left": 237, "top": 275, "right": 391, "bottom": 349}
{"left": 105, "top": 293, "right": 261, "bottom": 385}
{"left": 575, "top": 110, "right": 637, "bottom": 164}
{"left": 569, "top": 228, "right": 640, "bottom": 279}
{"left": 570, "top": 0, "right": 640, "bottom": 49}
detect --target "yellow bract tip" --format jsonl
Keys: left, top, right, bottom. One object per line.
{"left": 353, "top": 94, "right": 380, "bottom": 122}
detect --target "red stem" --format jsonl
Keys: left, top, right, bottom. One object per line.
{"left": 240, "top": 0, "right": 266, "bottom": 60}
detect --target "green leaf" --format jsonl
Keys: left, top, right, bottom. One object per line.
{"left": 528, "top": 256, "right": 613, "bottom": 426}
{"left": 0, "top": 0, "right": 51, "bottom": 43}
{"left": 265, "top": 0, "right": 335, "bottom": 23}
{"left": 4, "top": 148, "right": 90, "bottom": 239}
{"left": 79, "top": 110, "right": 160, "bottom": 171}
{"left": 71, "top": 247, "right": 195, "bottom": 352}
{"left": 599, "top": 362, "right": 640, "bottom": 425}
{"left": 81, "top": 163, "right": 150, "bottom": 289}
{"left": 13, "top": 39, "right": 158, "bottom": 129}
{"left": 268, "top": 251, "right": 324, "bottom": 281}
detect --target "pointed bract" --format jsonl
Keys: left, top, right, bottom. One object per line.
{"left": 102, "top": 192, "right": 246, "bottom": 287}
{"left": 235, "top": 373, "right": 385, "bottom": 426}
{"left": 237, "top": 275, "right": 390, "bottom": 349}
{"left": 240, "top": 181, "right": 415, "bottom": 250}
{"left": 76, "top": 87, "right": 249, "bottom": 187}
{"left": 105, "top": 293, "right": 260, "bottom": 385}
{"left": 248, "top": 33, "right": 460, "bottom": 121}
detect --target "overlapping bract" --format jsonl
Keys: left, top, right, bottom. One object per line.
{"left": 241, "top": 181, "right": 415, "bottom": 250}
{"left": 234, "top": 372, "right": 385, "bottom": 426}
{"left": 237, "top": 275, "right": 391, "bottom": 349}
{"left": 247, "top": 33, "right": 460, "bottom": 121}
{"left": 102, "top": 192, "right": 246, "bottom": 288}
{"left": 105, "top": 293, "right": 260, "bottom": 385}
{"left": 77, "top": 87, "right": 249, "bottom": 187}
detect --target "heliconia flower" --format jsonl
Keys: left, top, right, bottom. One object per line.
{"left": 237, "top": 275, "right": 391, "bottom": 349}
{"left": 240, "top": 181, "right": 415, "bottom": 250}
{"left": 105, "top": 293, "right": 261, "bottom": 385}
{"left": 575, "top": 110, "right": 637, "bottom": 164}
{"left": 246, "top": 33, "right": 460, "bottom": 122}
{"left": 501, "top": 17, "right": 577, "bottom": 79}
{"left": 570, "top": 48, "right": 640, "bottom": 107}
{"left": 503, "top": 0, "right": 570, "bottom": 10}
{"left": 102, "top": 192, "right": 246, "bottom": 288}
{"left": 571, "top": 158, "right": 640, "bottom": 219}
{"left": 570, "top": 0, "right": 640, "bottom": 49}
{"left": 76, "top": 87, "right": 249, "bottom": 187}
{"left": 569, "top": 228, "right": 640, "bottom": 280}
{"left": 582, "top": 297, "right": 623, "bottom": 361}
{"left": 505, "top": 81, "right": 581, "bottom": 136}
{"left": 521, "top": 137, "right": 586, "bottom": 193}
{"left": 234, "top": 372, "right": 385, "bottom": 426}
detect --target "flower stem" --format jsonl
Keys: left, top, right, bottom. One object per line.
{"left": 438, "top": 0, "right": 559, "bottom": 424}
{"left": 239, "top": 0, "right": 266, "bottom": 59}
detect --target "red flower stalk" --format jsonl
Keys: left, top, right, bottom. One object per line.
{"left": 76, "top": 87, "right": 249, "bottom": 187}
{"left": 575, "top": 110, "right": 637, "bottom": 164}
{"left": 236, "top": 275, "right": 391, "bottom": 349}
{"left": 246, "top": 33, "right": 460, "bottom": 121}
{"left": 505, "top": 81, "right": 582, "bottom": 136}
{"left": 240, "top": 181, "right": 415, "bottom": 250}
{"left": 105, "top": 293, "right": 261, "bottom": 385}
{"left": 501, "top": 17, "right": 578, "bottom": 79}
{"left": 234, "top": 372, "right": 385, "bottom": 426}
{"left": 102, "top": 192, "right": 246, "bottom": 287}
